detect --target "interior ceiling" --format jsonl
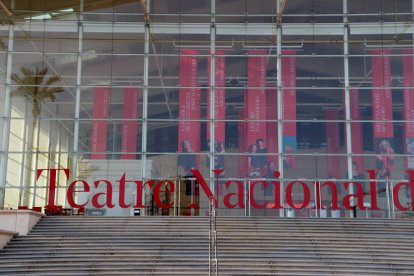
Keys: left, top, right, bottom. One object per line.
{"left": 3, "top": 0, "right": 137, "bottom": 17}
{"left": 1, "top": 0, "right": 410, "bottom": 19}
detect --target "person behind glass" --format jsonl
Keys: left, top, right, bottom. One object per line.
{"left": 178, "top": 140, "right": 197, "bottom": 176}
{"left": 283, "top": 144, "right": 297, "bottom": 168}
{"left": 178, "top": 140, "right": 197, "bottom": 196}
{"left": 248, "top": 144, "right": 260, "bottom": 177}
{"left": 265, "top": 161, "right": 277, "bottom": 196}
{"left": 256, "top": 138, "right": 267, "bottom": 171}
{"left": 350, "top": 161, "right": 365, "bottom": 218}
{"left": 216, "top": 142, "right": 225, "bottom": 175}
{"left": 206, "top": 139, "right": 216, "bottom": 169}
{"left": 375, "top": 139, "right": 395, "bottom": 195}
{"left": 406, "top": 139, "right": 414, "bottom": 169}
{"left": 206, "top": 140, "right": 225, "bottom": 174}
{"left": 351, "top": 161, "right": 365, "bottom": 181}
{"left": 213, "top": 142, "right": 226, "bottom": 195}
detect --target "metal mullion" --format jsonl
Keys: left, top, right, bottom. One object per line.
{"left": 276, "top": 0, "right": 284, "bottom": 217}
{"left": 209, "top": 1, "right": 218, "bottom": 275}
{"left": 17, "top": 101, "right": 28, "bottom": 206}
{"left": 54, "top": 124, "right": 62, "bottom": 207}
{"left": 72, "top": 0, "right": 84, "bottom": 185}
{"left": 31, "top": 116, "right": 43, "bottom": 207}
{"left": 141, "top": 0, "right": 150, "bottom": 196}
{"left": 209, "top": 0, "right": 216, "bottom": 195}
{"left": 343, "top": 0, "right": 355, "bottom": 218}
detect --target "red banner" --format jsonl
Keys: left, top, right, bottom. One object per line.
{"left": 90, "top": 87, "right": 110, "bottom": 159}
{"left": 207, "top": 50, "right": 226, "bottom": 144}
{"left": 282, "top": 50, "right": 297, "bottom": 169}
{"left": 120, "top": 87, "right": 140, "bottom": 159}
{"left": 247, "top": 50, "right": 267, "bottom": 145}
{"left": 282, "top": 50, "right": 297, "bottom": 137}
{"left": 349, "top": 89, "right": 365, "bottom": 173}
{"left": 266, "top": 88, "right": 278, "bottom": 165}
{"left": 371, "top": 49, "right": 394, "bottom": 138}
{"left": 178, "top": 50, "right": 200, "bottom": 171}
{"left": 326, "top": 110, "right": 341, "bottom": 179}
{"left": 246, "top": 50, "right": 268, "bottom": 174}
{"left": 402, "top": 49, "right": 414, "bottom": 169}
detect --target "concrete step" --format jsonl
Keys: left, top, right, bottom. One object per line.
{"left": 1, "top": 217, "right": 414, "bottom": 276}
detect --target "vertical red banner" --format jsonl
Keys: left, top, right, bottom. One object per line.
{"left": 371, "top": 49, "right": 395, "bottom": 179}
{"left": 120, "top": 87, "right": 140, "bottom": 159}
{"left": 349, "top": 89, "right": 365, "bottom": 173}
{"left": 325, "top": 110, "right": 341, "bottom": 179}
{"left": 402, "top": 49, "right": 414, "bottom": 170}
{"left": 266, "top": 88, "right": 278, "bottom": 165}
{"left": 246, "top": 50, "right": 267, "bottom": 176}
{"left": 371, "top": 49, "right": 394, "bottom": 138}
{"left": 281, "top": 50, "right": 297, "bottom": 168}
{"left": 207, "top": 50, "right": 226, "bottom": 145}
{"left": 90, "top": 87, "right": 110, "bottom": 159}
{"left": 178, "top": 50, "right": 200, "bottom": 173}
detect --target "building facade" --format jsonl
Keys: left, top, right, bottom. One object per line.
{"left": 0, "top": 0, "right": 413, "bottom": 218}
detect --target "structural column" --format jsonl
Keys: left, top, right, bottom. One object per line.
{"left": 209, "top": 0, "right": 216, "bottom": 193}
{"left": 141, "top": 0, "right": 150, "bottom": 185}
{"left": 0, "top": 21, "right": 14, "bottom": 208}
{"left": 72, "top": 0, "right": 84, "bottom": 189}
{"left": 276, "top": 0, "right": 284, "bottom": 217}
{"left": 343, "top": 0, "right": 355, "bottom": 217}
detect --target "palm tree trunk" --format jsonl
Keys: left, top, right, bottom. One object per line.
{"left": 22, "top": 118, "right": 37, "bottom": 206}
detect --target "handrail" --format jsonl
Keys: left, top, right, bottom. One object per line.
{"left": 209, "top": 196, "right": 217, "bottom": 276}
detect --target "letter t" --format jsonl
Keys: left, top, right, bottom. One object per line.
{"left": 37, "top": 168, "right": 70, "bottom": 207}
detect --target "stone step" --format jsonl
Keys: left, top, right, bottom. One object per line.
{"left": 1, "top": 252, "right": 413, "bottom": 261}
{"left": 2, "top": 217, "right": 414, "bottom": 276}
{"left": 0, "top": 257, "right": 413, "bottom": 266}
{"left": 13, "top": 235, "right": 414, "bottom": 242}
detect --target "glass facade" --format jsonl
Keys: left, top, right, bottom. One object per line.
{"left": 0, "top": 0, "right": 414, "bottom": 218}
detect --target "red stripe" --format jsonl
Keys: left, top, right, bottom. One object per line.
{"left": 282, "top": 50, "right": 297, "bottom": 136}
{"left": 120, "top": 87, "right": 140, "bottom": 159}
{"left": 371, "top": 49, "right": 393, "bottom": 138}
{"left": 246, "top": 50, "right": 267, "bottom": 146}
{"left": 178, "top": 50, "right": 200, "bottom": 168}
{"left": 91, "top": 87, "right": 110, "bottom": 159}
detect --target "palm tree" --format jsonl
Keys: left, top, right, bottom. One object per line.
{"left": 11, "top": 66, "right": 64, "bottom": 206}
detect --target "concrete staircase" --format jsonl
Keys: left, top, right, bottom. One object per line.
{"left": 0, "top": 217, "right": 414, "bottom": 275}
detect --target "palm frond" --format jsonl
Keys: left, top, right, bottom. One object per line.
{"left": 39, "top": 90, "right": 61, "bottom": 102}
{"left": 11, "top": 66, "right": 65, "bottom": 119}
{"left": 47, "top": 87, "right": 65, "bottom": 94}
{"left": 19, "top": 66, "right": 34, "bottom": 77}
{"left": 11, "top": 88, "right": 32, "bottom": 102}
{"left": 11, "top": 73, "right": 24, "bottom": 85}
{"left": 44, "top": 75, "right": 61, "bottom": 86}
